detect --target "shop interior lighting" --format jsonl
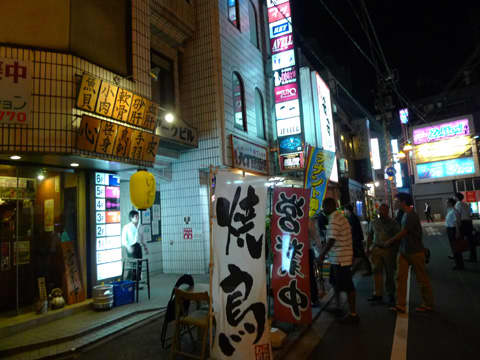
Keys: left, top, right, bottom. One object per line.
{"left": 164, "top": 113, "right": 174, "bottom": 123}
{"left": 10, "top": 155, "right": 21, "bottom": 160}
{"left": 403, "top": 142, "right": 413, "bottom": 152}
{"left": 70, "top": 163, "right": 79, "bottom": 167}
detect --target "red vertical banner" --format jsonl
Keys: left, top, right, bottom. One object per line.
{"left": 271, "top": 187, "right": 311, "bottom": 324}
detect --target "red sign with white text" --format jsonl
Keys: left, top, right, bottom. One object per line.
{"left": 271, "top": 187, "right": 311, "bottom": 324}
{"left": 466, "top": 191, "right": 477, "bottom": 202}
{"left": 268, "top": 1, "right": 291, "bottom": 23}
{"left": 270, "top": 34, "right": 294, "bottom": 54}
{"left": 275, "top": 83, "right": 298, "bottom": 103}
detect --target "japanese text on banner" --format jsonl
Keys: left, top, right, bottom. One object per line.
{"left": 212, "top": 172, "right": 272, "bottom": 360}
{"left": 271, "top": 187, "right": 312, "bottom": 324}
{"left": 304, "top": 147, "right": 336, "bottom": 217}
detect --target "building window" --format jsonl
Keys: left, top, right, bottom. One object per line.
{"left": 232, "top": 72, "right": 246, "bottom": 131}
{"left": 228, "top": 0, "right": 240, "bottom": 29}
{"left": 248, "top": 1, "right": 259, "bottom": 48}
{"left": 255, "top": 89, "right": 265, "bottom": 139}
{"left": 151, "top": 51, "right": 175, "bottom": 111}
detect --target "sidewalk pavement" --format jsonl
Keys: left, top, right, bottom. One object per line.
{"left": 0, "top": 270, "right": 335, "bottom": 360}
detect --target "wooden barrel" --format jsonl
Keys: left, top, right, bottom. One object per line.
{"left": 92, "top": 284, "right": 114, "bottom": 310}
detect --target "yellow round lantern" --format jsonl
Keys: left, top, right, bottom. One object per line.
{"left": 130, "top": 169, "right": 156, "bottom": 210}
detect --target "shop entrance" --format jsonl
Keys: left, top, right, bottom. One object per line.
{"left": 0, "top": 164, "right": 80, "bottom": 316}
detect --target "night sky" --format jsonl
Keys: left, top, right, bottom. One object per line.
{"left": 295, "top": 0, "right": 480, "bottom": 112}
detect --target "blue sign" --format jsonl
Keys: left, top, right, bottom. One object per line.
{"left": 269, "top": 18, "right": 292, "bottom": 38}
{"left": 279, "top": 135, "right": 302, "bottom": 154}
{"left": 386, "top": 167, "right": 396, "bottom": 177}
{"left": 417, "top": 157, "right": 475, "bottom": 180}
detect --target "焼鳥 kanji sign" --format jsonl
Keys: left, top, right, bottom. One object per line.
{"left": 212, "top": 171, "right": 272, "bottom": 360}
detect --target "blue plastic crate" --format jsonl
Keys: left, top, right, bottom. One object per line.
{"left": 112, "top": 280, "right": 135, "bottom": 306}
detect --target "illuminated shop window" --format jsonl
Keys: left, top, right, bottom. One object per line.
{"left": 228, "top": 0, "right": 240, "bottom": 29}
{"left": 255, "top": 89, "right": 265, "bottom": 139}
{"left": 248, "top": 1, "right": 259, "bottom": 48}
{"left": 232, "top": 72, "right": 247, "bottom": 131}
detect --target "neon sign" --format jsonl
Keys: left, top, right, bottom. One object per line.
{"left": 416, "top": 157, "right": 475, "bottom": 180}
{"left": 413, "top": 118, "right": 470, "bottom": 145}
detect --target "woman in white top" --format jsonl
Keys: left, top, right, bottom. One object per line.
{"left": 446, "top": 198, "right": 464, "bottom": 270}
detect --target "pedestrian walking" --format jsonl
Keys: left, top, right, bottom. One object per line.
{"left": 455, "top": 192, "right": 477, "bottom": 262}
{"left": 319, "top": 198, "right": 359, "bottom": 324}
{"left": 424, "top": 202, "right": 434, "bottom": 222}
{"left": 445, "top": 198, "right": 465, "bottom": 270}
{"left": 345, "top": 204, "right": 372, "bottom": 276}
{"left": 386, "top": 192, "right": 434, "bottom": 313}
{"left": 366, "top": 203, "right": 400, "bottom": 305}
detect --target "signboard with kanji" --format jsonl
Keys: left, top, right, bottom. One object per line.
{"left": 77, "top": 115, "right": 160, "bottom": 164}
{"left": 0, "top": 57, "right": 33, "bottom": 125}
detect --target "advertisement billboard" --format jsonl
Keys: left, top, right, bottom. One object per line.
{"left": 370, "top": 138, "right": 381, "bottom": 170}
{"left": 272, "top": 50, "right": 296, "bottom": 71}
{"left": 275, "top": 82, "right": 298, "bottom": 103}
{"left": 276, "top": 117, "right": 301, "bottom": 137}
{"left": 413, "top": 118, "right": 470, "bottom": 145}
{"left": 315, "top": 73, "right": 335, "bottom": 153}
{"left": 275, "top": 100, "right": 300, "bottom": 120}
{"left": 416, "top": 157, "right": 475, "bottom": 180}
{"left": 414, "top": 135, "right": 472, "bottom": 164}
{"left": 274, "top": 66, "right": 297, "bottom": 87}
{"left": 268, "top": 2, "right": 291, "bottom": 23}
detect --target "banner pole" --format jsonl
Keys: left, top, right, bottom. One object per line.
{"left": 208, "top": 165, "right": 217, "bottom": 356}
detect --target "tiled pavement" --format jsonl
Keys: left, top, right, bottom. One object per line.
{"left": 0, "top": 273, "right": 209, "bottom": 360}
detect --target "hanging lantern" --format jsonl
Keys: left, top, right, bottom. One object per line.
{"left": 130, "top": 169, "right": 156, "bottom": 210}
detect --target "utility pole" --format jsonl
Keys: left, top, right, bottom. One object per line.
{"left": 374, "top": 74, "right": 398, "bottom": 216}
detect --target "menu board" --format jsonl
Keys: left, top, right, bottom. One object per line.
{"left": 95, "top": 172, "right": 122, "bottom": 281}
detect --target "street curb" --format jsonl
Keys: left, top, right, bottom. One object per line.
{"left": 273, "top": 288, "right": 335, "bottom": 360}
{"left": 0, "top": 307, "right": 166, "bottom": 358}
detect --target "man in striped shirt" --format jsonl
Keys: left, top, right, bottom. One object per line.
{"left": 319, "top": 198, "right": 358, "bottom": 323}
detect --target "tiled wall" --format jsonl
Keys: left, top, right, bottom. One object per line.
{"left": 219, "top": 0, "right": 273, "bottom": 167}
{"left": 159, "top": 0, "right": 223, "bottom": 273}
{"left": 158, "top": 0, "right": 275, "bottom": 274}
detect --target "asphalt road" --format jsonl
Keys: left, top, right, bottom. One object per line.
{"left": 308, "top": 222, "right": 480, "bottom": 360}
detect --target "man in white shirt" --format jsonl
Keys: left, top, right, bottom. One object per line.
{"left": 455, "top": 192, "right": 477, "bottom": 262}
{"left": 122, "top": 210, "right": 149, "bottom": 280}
{"left": 319, "top": 198, "right": 358, "bottom": 324}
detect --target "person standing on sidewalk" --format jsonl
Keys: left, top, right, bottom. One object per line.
{"left": 455, "top": 192, "right": 477, "bottom": 262}
{"left": 122, "top": 210, "right": 149, "bottom": 281}
{"left": 345, "top": 204, "right": 372, "bottom": 276}
{"left": 319, "top": 198, "right": 359, "bottom": 323}
{"left": 445, "top": 198, "right": 464, "bottom": 270}
{"left": 386, "top": 192, "right": 434, "bottom": 313}
{"left": 365, "top": 203, "right": 400, "bottom": 305}
{"left": 424, "top": 202, "right": 434, "bottom": 222}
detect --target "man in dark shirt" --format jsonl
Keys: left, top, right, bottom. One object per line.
{"left": 386, "top": 193, "right": 434, "bottom": 313}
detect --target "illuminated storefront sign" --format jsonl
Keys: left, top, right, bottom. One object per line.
{"left": 413, "top": 118, "right": 470, "bottom": 145}
{"left": 279, "top": 135, "right": 303, "bottom": 154}
{"left": 269, "top": 18, "right": 292, "bottom": 38}
{"left": 268, "top": 2, "right": 291, "bottom": 24}
{"left": 276, "top": 117, "right": 301, "bottom": 136}
{"left": 269, "top": 0, "right": 304, "bottom": 170}
{"left": 315, "top": 73, "right": 335, "bottom": 152}
{"left": 270, "top": 34, "right": 294, "bottom": 54}
{"left": 417, "top": 157, "right": 475, "bottom": 180}
{"left": 95, "top": 172, "right": 122, "bottom": 281}
{"left": 274, "top": 83, "right": 298, "bottom": 103}
{"left": 399, "top": 108, "right": 409, "bottom": 124}
{"left": 274, "top": 66, "right": 297, "bottom": 87}
{"left": 272, "top": 49, "right": 295, "bottom": 71}
{"left": 370, "top": 138, "right": 381, "bottom": 169}
{"left": 275, "top": 99, "right": 300, "bottom": 120}
{"left": 414, "top": 135, "right": 472, "bottom": 164}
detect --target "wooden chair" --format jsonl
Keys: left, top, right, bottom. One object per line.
{"left": 169, "top": 288, "right": 209, "bottom": 360}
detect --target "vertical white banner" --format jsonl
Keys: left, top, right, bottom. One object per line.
{"left": 212, "top": 171, "right": 272, "bottom": 360}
